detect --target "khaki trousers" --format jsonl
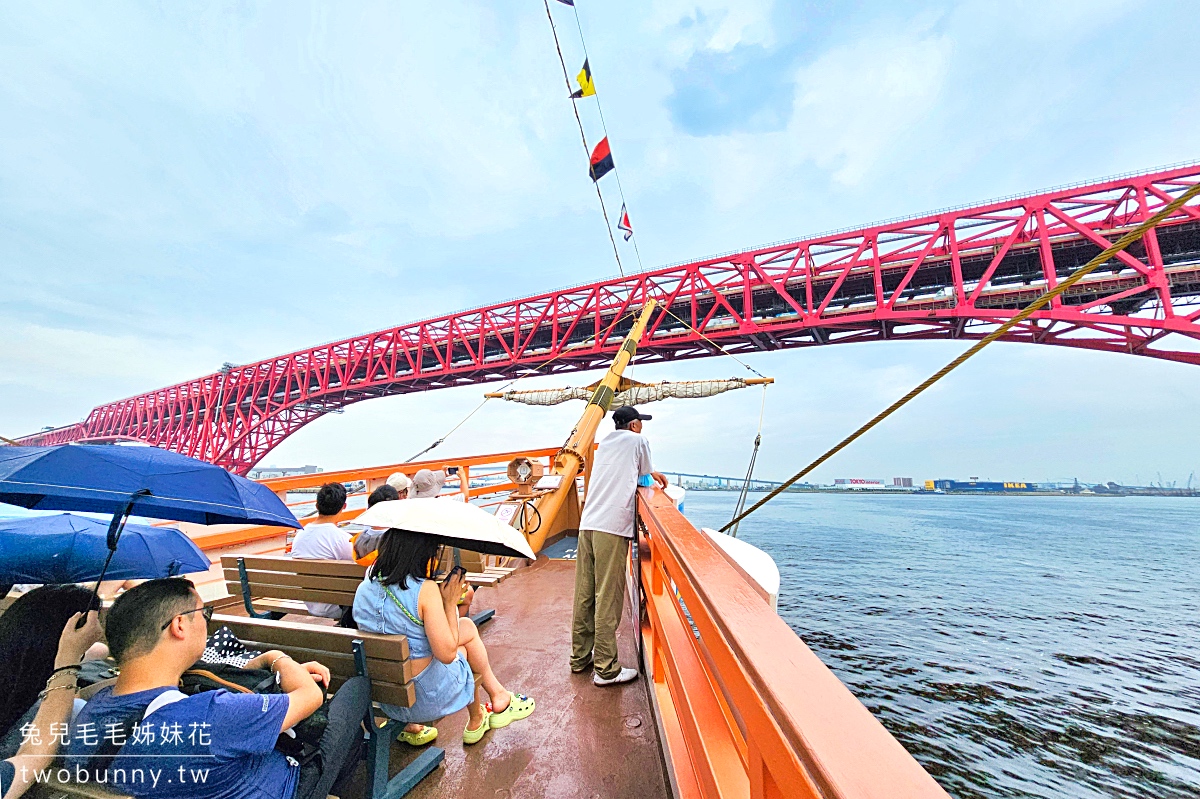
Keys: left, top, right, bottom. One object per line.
{"left": 570, "top": 529, "right": 630, "bottom": 679}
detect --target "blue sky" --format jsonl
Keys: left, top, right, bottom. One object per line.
{"left": 2, "top": 0, "right": 1200, "bottom": 486}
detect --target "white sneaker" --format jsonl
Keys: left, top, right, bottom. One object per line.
{"left": 593, "top": 667, "right": 638, "bottom": 686}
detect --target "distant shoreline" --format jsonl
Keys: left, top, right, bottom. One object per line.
{"left": 681, "top": 487, "right": 1200, "bottom": 498}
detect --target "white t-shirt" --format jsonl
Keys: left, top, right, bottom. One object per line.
{"left": 291, "top": 521, "right": 354, "bottom": 618}
{"left": 578, "top": 429, "right": 654, "bottom": 538}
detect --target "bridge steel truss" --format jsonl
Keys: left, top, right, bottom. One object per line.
{"left": 18, "top": 164, "right": 1200, "bottom": 473}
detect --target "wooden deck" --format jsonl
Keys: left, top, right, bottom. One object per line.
{"left": 348, "top": 556, "right": 671, "bottom": 799}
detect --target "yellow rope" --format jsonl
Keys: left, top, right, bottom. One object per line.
{"left": 719, "top": 180, "right": 1200, "bottom": 532}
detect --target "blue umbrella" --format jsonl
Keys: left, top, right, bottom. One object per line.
{"left": 0, "top": 445, "right": 299, "bottom": 528}
{"left": 0, "top": 445, "right": 299, "bottom": 607}
{"left": 0, "top": 513, "right": 212, "bottom": 584}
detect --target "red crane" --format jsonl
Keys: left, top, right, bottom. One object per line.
{"left": 15, "top": 164, "right": 1200, "bottom": 474}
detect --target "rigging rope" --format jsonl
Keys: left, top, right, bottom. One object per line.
{"left": 567, "top": 2, "right": 644, "bottom": 273}
{"left": 404, "top": 307, "right": 641, "bottom": 461}
{"left": 728, "top": 383, "right": 768, "bottom": 538}
{"left": 542, "top": 0, "right": 624, "bottom": 276}
{"left": 404, "top": 397, "right": 493, "bottom": 462}
{"left": 718, "top": 180, "right": 1200, "bottom": 533}
{"left": 643, "top": 305, "right": 773, "bottom": 524}
{"left": 661, "top": 307, "right": 768, "bottom": 378}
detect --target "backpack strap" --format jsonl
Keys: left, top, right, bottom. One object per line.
{"left": 182, "top": 667, "right": 278, "bottom": 695}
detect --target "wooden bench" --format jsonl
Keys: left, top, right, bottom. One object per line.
{"left": 456, "top": 549, "right": 519, "bottom": 586}
{"left": 207, "top": 613, "right": 443, "bottom": 799}
{"left": 214, "top": 552, "right": 510, "bottom": 797}
{"left": 222, "top": 554, "right": 363, "bottom": 620}
{"left": 209, "top": 614, "right": 416, "bottom": 706}
{"left": 222, "top": 553, "right": 510, "bottom": 623}
{"left": 29, "top": 613, "right": 430, "bottom": 799}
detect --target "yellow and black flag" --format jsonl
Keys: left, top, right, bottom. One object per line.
{"left": 570, "top": 59, "right": 595, "bottom": 99}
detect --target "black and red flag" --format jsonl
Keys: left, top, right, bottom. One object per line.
{"left": 588, "top": 137, "right": 614, "bottom": 182}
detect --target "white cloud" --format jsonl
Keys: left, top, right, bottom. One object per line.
{"left": 3, "top": 0, "right": 1200, "bottom": 485}
{"left": 783, "top": 24, "right": 952, "bottom": 185}
{"left": 0, "top": 321, "right": 223, "bottom": 433}
{"left": 648, "top": 0, "right": 775, "bottom": 58}
{"left": 0, "top": 324, "right": 195, "bottom": 385}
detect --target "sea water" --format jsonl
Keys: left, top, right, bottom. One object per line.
{"left": 682, "top": 492, "right": 1200, "bottom": 799}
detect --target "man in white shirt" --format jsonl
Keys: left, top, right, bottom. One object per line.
{"left": 291, "top": 482, "right": 354, "bottom": 619}
{"left": 571, "top": 405, "right": 667, "bottom": 686}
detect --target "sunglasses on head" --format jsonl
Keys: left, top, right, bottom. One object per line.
{"left": 162, "top": 605, "right": 214, "bottom": 631}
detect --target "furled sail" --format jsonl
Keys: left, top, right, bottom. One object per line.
{"left": 486, "top": 377, "right": 770, "bottom": 407}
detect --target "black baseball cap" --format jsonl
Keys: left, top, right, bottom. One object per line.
{"left": 612, "top": 405, "right": 652, "bottom": 426}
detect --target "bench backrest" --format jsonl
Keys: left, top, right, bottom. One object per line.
{"left": 208, "top": 613, "right": 415, "bottom": 707}
{"left": 221, "top": 554, "right": 366, "bottom": 608}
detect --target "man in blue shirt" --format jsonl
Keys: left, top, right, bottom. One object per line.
{"left": 65, "top": 579, "right": 368, "bottom": 799}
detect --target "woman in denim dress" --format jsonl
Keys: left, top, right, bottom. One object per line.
{"left": 354, "top": 528, "right": 535, "bottom": 744}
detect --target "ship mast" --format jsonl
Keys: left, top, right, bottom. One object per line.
{"left": 523, "top": 300, "right": 657, "bottom": 552}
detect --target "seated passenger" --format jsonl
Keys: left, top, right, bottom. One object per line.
{"left": 409, "top": 469, "right": 445, "bottom": 499}
{"left": 386, "top": 472, "right": 411, "bottom": 499}
{"left": 65, "top": 578, "right": 369, "bottom": 799}
{"left": 0, "top": 610, "right": 102, "bottom": 799}
{"left": 354, "top": 529, "right": 534, "bottom": 745}
{"left": 291, "top": 482, "right": 354, "bottom": 619}
{"left": 0, "top": 585, "right": 101, "bottom": 758}
{"left": 352, "top": 484, "right": 400, "bottom": 564}
{"left": 354, "top": 486, "right": 476, "bottom": 616}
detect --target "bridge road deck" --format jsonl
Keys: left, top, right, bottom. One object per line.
{"left": 340, "top": 556, "right": 670, "bottom": 799}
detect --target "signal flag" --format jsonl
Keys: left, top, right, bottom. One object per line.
{"left": 618, "top": 204, "right": 633, "bottom": 241}
{"left": 570, "top": 59, "right": 595, "bottom": 98}
{"left": 589, "top": 137, "right": 614, "bottom": 182}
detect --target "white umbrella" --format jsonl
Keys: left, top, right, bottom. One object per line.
{"left": 353, "top": 498, "right": 536, "bottom": 559}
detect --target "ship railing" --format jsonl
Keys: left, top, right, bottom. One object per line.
{"left": 636, "top": 487, "right": 948, "bottom": 799}
{"left": 173, "top": 447, "right": 563, "bottom": 552}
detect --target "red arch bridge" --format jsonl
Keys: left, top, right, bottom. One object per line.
{"left": 15, "top": 164, "right": 1200, "bottom": 474}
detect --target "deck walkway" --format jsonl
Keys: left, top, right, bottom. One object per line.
{"left": 353, "top": 556, "right": 670, "bottom": 799}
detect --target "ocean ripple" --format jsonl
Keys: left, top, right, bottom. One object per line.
{"left": 684, "top": 493, "right": 1200, "bottom": 798}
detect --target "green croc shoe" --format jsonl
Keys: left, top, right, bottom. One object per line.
{"left": 399, "top": 725, "right": 438, "bottom": 746}
{"left": 463, "top": 711, "right": 491, "bottom": 745}
{"left": 488, "top": 693, "right": 535, "bottom": 728}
